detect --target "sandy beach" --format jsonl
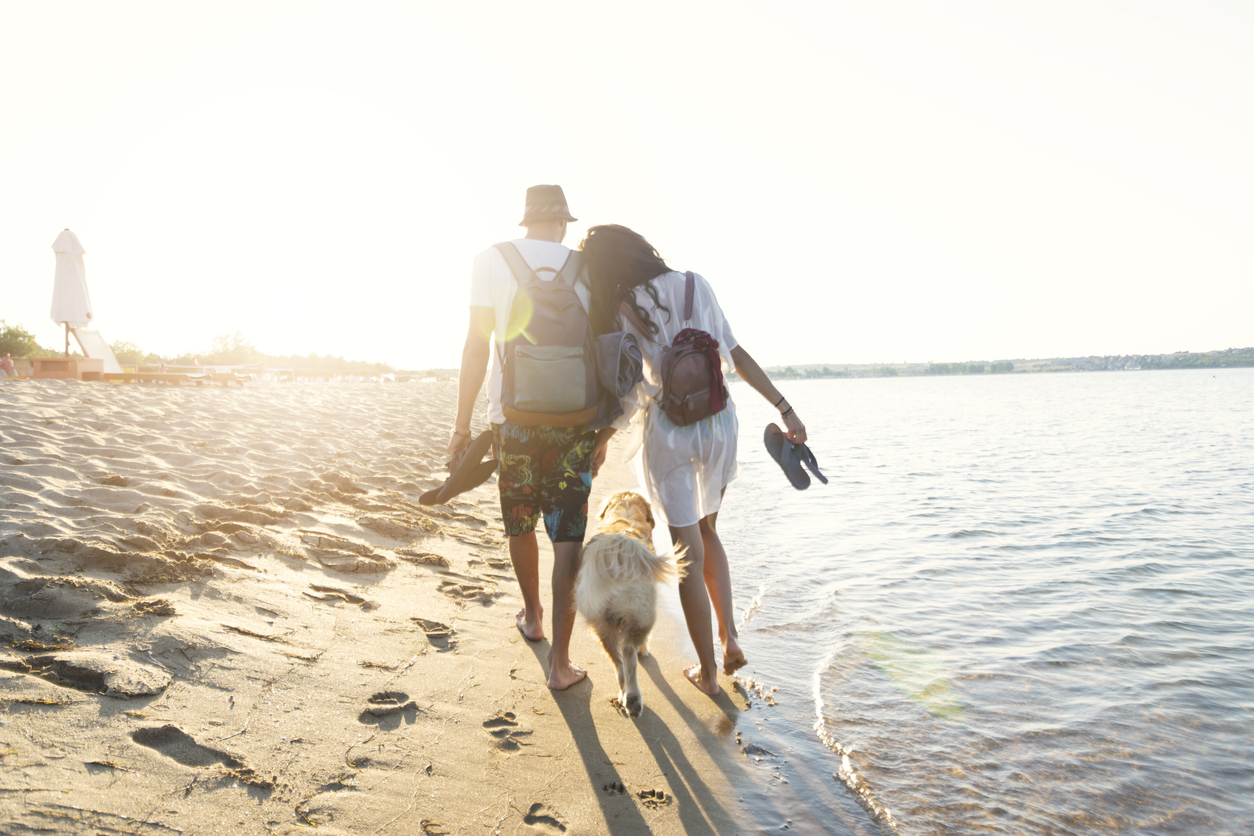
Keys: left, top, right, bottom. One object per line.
{"left": 0, "top": 380, "right": 863, "bottom": 836}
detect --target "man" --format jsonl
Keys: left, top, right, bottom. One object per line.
{"left": 447, "top": 185, "right": 612, "bottom": 691}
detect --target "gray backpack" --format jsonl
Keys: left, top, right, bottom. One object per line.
{"left": 495, "top": 243, "right": 598, "bottom": 427}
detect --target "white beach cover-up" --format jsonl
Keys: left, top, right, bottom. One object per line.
{"left": 617, "top": 270, "right": 740, "bottom": 529}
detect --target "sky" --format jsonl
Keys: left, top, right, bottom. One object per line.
{"left": 2, "top": 1, "right": 1251, "bottom": 369}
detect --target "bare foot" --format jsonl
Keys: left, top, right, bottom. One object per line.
{"left": 722, "top": 639, "right": 747, "bottom": 675}
{"left": 684, "top": 664, "right": 720, "bottom": 696}
{"left": 547, "top": 661, "right": 587, "bottom": 691}
{"left": 516, "top": 609, "right": 543, "bottom": 642}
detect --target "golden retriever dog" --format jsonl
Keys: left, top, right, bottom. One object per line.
{"left": 576, "top": 491, "right": 675, "bottom": 718}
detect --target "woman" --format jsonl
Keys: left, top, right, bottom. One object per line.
{"left": 581, "top": 225, "right": 808, "bottom": 696}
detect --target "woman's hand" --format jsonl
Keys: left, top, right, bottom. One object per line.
{"left": 728, "top": 344, "right": 809, "bottom": 444}
{"left": 591, "top": 441, "right": 609, "bottom": 478}
{"left": 782, "top": 410, "right": 807, "bottom": 445}
{"left": 590, "top": 427, "right": 617, "bottom": 478}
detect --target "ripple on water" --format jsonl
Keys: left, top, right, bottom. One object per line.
{"left": 720, "top": 370, "right": 1254, "bottom": 835}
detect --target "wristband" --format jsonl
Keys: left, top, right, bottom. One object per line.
{"left": 452, "top": 429, "right": 471, "bottom": 439}
{"left": 781, "top": 407, "right": 794, "bottom": 418}
{"left": 773, "top": 394, "right": 787, "bottom": 408}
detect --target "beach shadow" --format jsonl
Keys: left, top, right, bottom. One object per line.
{"left": 526, "top": 642, "right": 653, "bottom": 835}
{"left": 633, "top": 658, "right": 742, "bottom": 833}
{"left": 641, "top": 657, "right": 800, "bottom": 833}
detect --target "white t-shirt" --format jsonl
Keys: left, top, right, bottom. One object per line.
{"left": 469, "top": 238, "right": 591, "bottom": 424}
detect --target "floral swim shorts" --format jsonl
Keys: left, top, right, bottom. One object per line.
{"left": 493, "top": 421, "right": 596, "bottom": 543}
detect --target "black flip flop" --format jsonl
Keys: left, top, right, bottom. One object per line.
{"left": 764, "top": 423, "right": 809, "bottom": 490}
{"left": 794, "top": 443, "right": 828, "bottom": 485}
{"left": 419, "top": 430, "right": 498, "bottom": 506}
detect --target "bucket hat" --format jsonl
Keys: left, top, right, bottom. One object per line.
{"left": 519, "top": 184, "right": 577, "bottom": 226}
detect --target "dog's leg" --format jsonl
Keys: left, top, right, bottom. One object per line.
{"left": 623, "top": 626, "right": 652, "bottom": 719}
{"left": 622, "top": 640, "right": 642, "bottom": 718}
{"left": 598, "top": 625, "right": 627, "bottom": 702}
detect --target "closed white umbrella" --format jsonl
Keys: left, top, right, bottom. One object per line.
{"left": 50, "top": 229, "right": 93, "bottom": 355}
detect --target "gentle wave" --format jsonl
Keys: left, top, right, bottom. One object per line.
{"left": 721, "top": 369, "right": 1254, "bottom": 835}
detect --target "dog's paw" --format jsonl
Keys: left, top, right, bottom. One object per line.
{"left": 625, "top": 692, "right": 642, "bottom": 718}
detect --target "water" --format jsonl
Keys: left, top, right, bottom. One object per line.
{"left": 715, "top": 369, "right": 1254, "bottom": 835}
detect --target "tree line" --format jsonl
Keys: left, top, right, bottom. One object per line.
{"left": 0, "top": 321, "right": 61, "bottom": 358}
{"left": 1140, "top": 348, "right": 1254, "bottom": 370}
{"left": 926, "top": 361, "right": 1016, "bottom": 375}
{"left": 0, "top": 323, "right": 399, "bottom": 375}
{"left": 765, "top": 361, "right": 1016, "bottom": 379}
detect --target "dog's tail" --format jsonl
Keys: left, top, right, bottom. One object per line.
{"left": 581, "top": 533, "right": 676, "bottom": 587}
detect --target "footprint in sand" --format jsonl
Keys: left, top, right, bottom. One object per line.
{"left": 299, "top": 531, "right": 392, "bottom": 574}
{"left": 0, "top": 568, "right": 133, "bottom": 620}
{"left": 1, "top": 651, "right": 170, "bottom": 698}
{"left": 637, "top": 789, "right": 672, "bottom": 809}
{"left": 308, "top": 549, "right": 392, "bottom": 574}
{"left": 410, "top": 617, "right": 455, "bottom": 652}
{"left": 741, "top": 742, "right": 776, "bottom": 762}
{"left": 359, "top": 691, "right": 419, "bottom": 722}
{"left": 304, "top": 584, "right": 379, "bottom": 610}
{"left": 130, "top": 599, "right": 176, "bottom": 616}
{"left": 131, "top": 725, "right": 242, "bottom": 768}
{"left": 437, "top": 579, "right": 498, "bottom": 606}
{"left": 356, "top": 516, "right": 413, "bottom": 541}
{"left": 521, "top": 802, "right": 566, "bottom": 833}
{"left": 601, "top": 781, "right": 626, "bottom": 795}
{"left": 482, "top": 712, "right": 532, "bottom": 751}
{"left": 396, "top": 549, "right": 450, "bottom": 568}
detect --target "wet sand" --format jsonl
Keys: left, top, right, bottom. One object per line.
{"left": 0, "top": 380, "right": 862, "bottom": 835}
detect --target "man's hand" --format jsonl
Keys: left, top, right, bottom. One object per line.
{"left": 449, "top": 307, "right": 494, "bottom": 471}
{"left": 446, "top": 430, "right": 472, "bottom": 471}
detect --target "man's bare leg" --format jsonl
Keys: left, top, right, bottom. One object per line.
{"left": 671, "top": 524, "right": 719, "bottom": 696}
{"left": 547, "top": 540, "right": 586, "bottom": 690}
{"left": 509, "top": 532, "right": 544, "bottom": 641}
{"left": 699, "top": 513, "right": 746, "bottom": 674}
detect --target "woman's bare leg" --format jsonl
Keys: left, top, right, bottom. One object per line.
{"left": 670, "top": 523, "right": 719, "bottom": 696}
{"left": 699, "top": 512, "right": 746, "bottom": 674}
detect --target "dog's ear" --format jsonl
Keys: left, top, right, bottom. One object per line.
{"left": 598, "top": 496, "right": 611, "bottom": 520}
{"left": 645, "top": 502, "right": 654, "bottom": 527}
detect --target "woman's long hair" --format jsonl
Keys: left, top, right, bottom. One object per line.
{"left": 580, "top": 224, "right": 672, "bottom": 337}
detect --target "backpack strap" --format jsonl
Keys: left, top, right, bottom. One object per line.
{"left": 683, "top": 271, "right": 695, "bottom": 321}
{"left": 619, "top": 300, "right": 650, "bottom": 336}
{"left": 494, "top": 242, "right": 542, "bottom": 286}
{"left": 495, "top": 243, "right": 583, "bottom": 288}
{"left": 556, "top": 250, "right": 583, "bottom": 287}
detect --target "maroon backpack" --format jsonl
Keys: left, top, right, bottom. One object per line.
{"left": 656, "top": 272, "right": 729, "bottom": 427}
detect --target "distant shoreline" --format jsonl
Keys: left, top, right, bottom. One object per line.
{"left": 759, "top": 347, "right": 1254, "bottom": 380}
